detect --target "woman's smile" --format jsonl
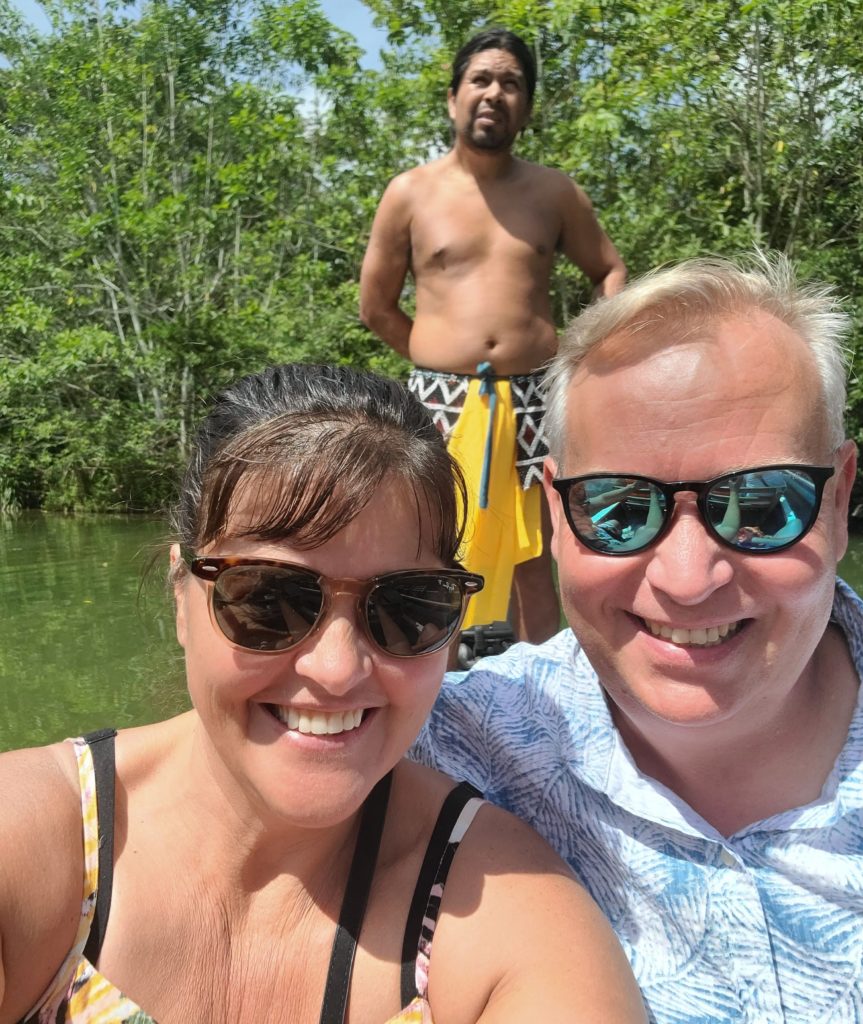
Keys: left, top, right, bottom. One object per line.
{"left": 267, "top": 704, "right": 368, "bottom": 735}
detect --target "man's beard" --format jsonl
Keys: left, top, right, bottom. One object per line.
{"left": 462, "top": 118, "right": 516, "bottom": 152}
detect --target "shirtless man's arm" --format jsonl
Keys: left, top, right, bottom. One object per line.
{"left": 554, "top": 170, "right": 627, "bottom": 299}
{"left": 359, "top": 172, "right": 415, "bottom": 359}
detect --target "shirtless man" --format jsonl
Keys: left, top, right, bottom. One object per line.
{"left": 360, "top": 28, "right": 626, "bottom": 643}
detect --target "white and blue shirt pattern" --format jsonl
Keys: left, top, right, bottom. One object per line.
{"left": 412, "top": 578, "right": 863, "bottom": 1023}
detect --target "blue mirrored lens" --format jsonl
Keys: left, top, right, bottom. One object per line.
{"left": 567, "top": 477, "right": 668, "bottom": 553}
{"left": 706, "top": 468, "right": 816, "bottom": 550}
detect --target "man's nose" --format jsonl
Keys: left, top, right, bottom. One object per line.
{"left": 483, "top": 78, "right": 503, "bottom": 101}
{"left": 643, "top": 504, "right": 734, "bottom": 605}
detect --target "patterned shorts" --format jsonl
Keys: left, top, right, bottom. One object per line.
{"left": 407, "top": 367, "right": 548, "bottom": 490}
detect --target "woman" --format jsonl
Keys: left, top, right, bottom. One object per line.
{"left": 0, "top": 364, "right": 645, "bottom": 1023}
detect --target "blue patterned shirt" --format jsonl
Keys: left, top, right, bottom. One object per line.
{"left": 411, "top": 579, "right": 863, "bottom": 1023}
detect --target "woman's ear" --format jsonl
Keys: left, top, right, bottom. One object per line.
{"left": 170, "top": 544, "right": 188, "bottom": 649}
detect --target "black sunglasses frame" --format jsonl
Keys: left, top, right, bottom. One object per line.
{"left": 552, "top": 464, "right": 836, "bottom": 556}
{"left": 182, "top": 551, "right": 484, "bottom": 657}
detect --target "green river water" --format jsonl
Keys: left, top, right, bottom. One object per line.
{"left": 3, "top": 512, "right": 863, "bottom": 751}
{"left": 0, "top": 513, "right": 188, "bottom": 750}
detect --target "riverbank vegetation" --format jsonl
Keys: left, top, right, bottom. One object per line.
{"left": 1, "top": 0, "right": 861, "bottom": 512}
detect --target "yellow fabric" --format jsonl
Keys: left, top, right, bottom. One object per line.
{"left": 448, "top": 379, "right": 542, "bottom": 627}
{"left": 386, "top": 995, "right": 433, "bottom": 1022}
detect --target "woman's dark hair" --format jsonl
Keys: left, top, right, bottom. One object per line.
{"left": 171, "top": 364, "right": 467, "bottom": 566}
{"left": 450, "top": 29, "right": 536, "bottom": 105}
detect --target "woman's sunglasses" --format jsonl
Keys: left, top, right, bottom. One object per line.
{"left": 552, "top": 464, "right": 835, "bottom": 556}
{"left": 183, "top": 552, "right": 484, "bottom": 658}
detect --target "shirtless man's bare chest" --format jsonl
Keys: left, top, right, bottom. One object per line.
{"left": 362, "top": 153, "right": 624, "bottom": 375}
{"left": 406, "top": 163, "right": 561, "bottom": 374}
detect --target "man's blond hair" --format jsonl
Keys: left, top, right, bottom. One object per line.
{"left": 544, "top": 252, "right": 852, "bottom": 458}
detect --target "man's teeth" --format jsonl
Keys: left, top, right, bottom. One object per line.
{"left": 273, "top": 707, "right": 365, "bottom": 735}
{"left": 644, "top": 620, "right": 741, "bottom": 646}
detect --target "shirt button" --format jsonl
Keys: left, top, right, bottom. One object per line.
{"left": 719, "top": 847, "right": 739, "bottom": 867}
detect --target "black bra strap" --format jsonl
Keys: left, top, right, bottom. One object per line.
{"left": 399, "top": 782, "right": 482, "bottom": 1006}
{"left": 319, "top": 771, "right": 393, "bottom": 1024}
{"left": 81, "top": 728, "right": 117, "bottom": 964}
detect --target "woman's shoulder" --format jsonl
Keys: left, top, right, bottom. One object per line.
{"left": 0, "top": 739, "right": 82, "bottom": 865}
{"left": 0, "top": 719, "right": 188, "bottom": 1023}
{"left": 0, "top": 740, "right": 85, "bottom": 1024}
{"left": 386, "top": 760, "right": 482, "bottom": 856}
{"left": 114, "top": 712, "right": 194, "bottom": 782}
{"left": 390, "top": 758, "right": 570, "bottom": 870}
{"left": 404, "top": 781, "right": 647, "bottom": 1023}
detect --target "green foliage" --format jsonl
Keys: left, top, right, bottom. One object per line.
{"left": 1, "top": 0, "right": 862, "bottom": 511}
{"left": 0, "top": 0, "right": 388, "bottom": 510}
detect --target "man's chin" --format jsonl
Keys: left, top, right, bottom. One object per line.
{"left": 611, "top": 677, "right": 751, "bottom": 734}
{"left": 465, "top": 128, "right": 513, "bottom": 153}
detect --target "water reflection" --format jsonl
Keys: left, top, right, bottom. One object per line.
{"left": 0, "top": 513, "right": 189, "bottom": 750}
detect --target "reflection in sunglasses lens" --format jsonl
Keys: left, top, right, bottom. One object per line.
{"left": 214, "top": 568, "right": 324, "bottom": 651}
{"left": 367, "top": 578, "right": 461, "bottom": 655}
{"left": 570, "top": 477, "right": 666, "bottom": 554}
{"left": 707, "top": 469, "right": 813, "bottom": 550}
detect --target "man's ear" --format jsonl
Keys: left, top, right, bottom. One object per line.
{"left": 446, "top": 87, "right": 456, "bottom": 122}
{"left": 832, "top": 439, "right": 858, "bottom": 560}
{"left": 169, "top": 543, "right": 188, "bottom": 649}
{"left": 542, "top": 457, "right": 563, "bottom": 562}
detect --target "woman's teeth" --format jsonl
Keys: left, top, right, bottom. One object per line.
{"left": 644, "top": 619, "right": 741, "bottom": 646}
{"left": 271, "top": 706, "right": 366, "bottom": 735}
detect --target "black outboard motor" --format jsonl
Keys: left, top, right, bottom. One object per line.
{"left": 457, "top": 622, "right": 516, "bottom": 669}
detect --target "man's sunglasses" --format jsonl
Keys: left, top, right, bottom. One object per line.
{"left": 551, "top": 464, "right": 835, "bottom": 556}
{"left": 183, "top": 552, "right": 484, "bottom": 658}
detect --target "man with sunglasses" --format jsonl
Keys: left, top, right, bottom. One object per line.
{"left": 412, "top": 254, "right": 863, "bottom": 1022}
